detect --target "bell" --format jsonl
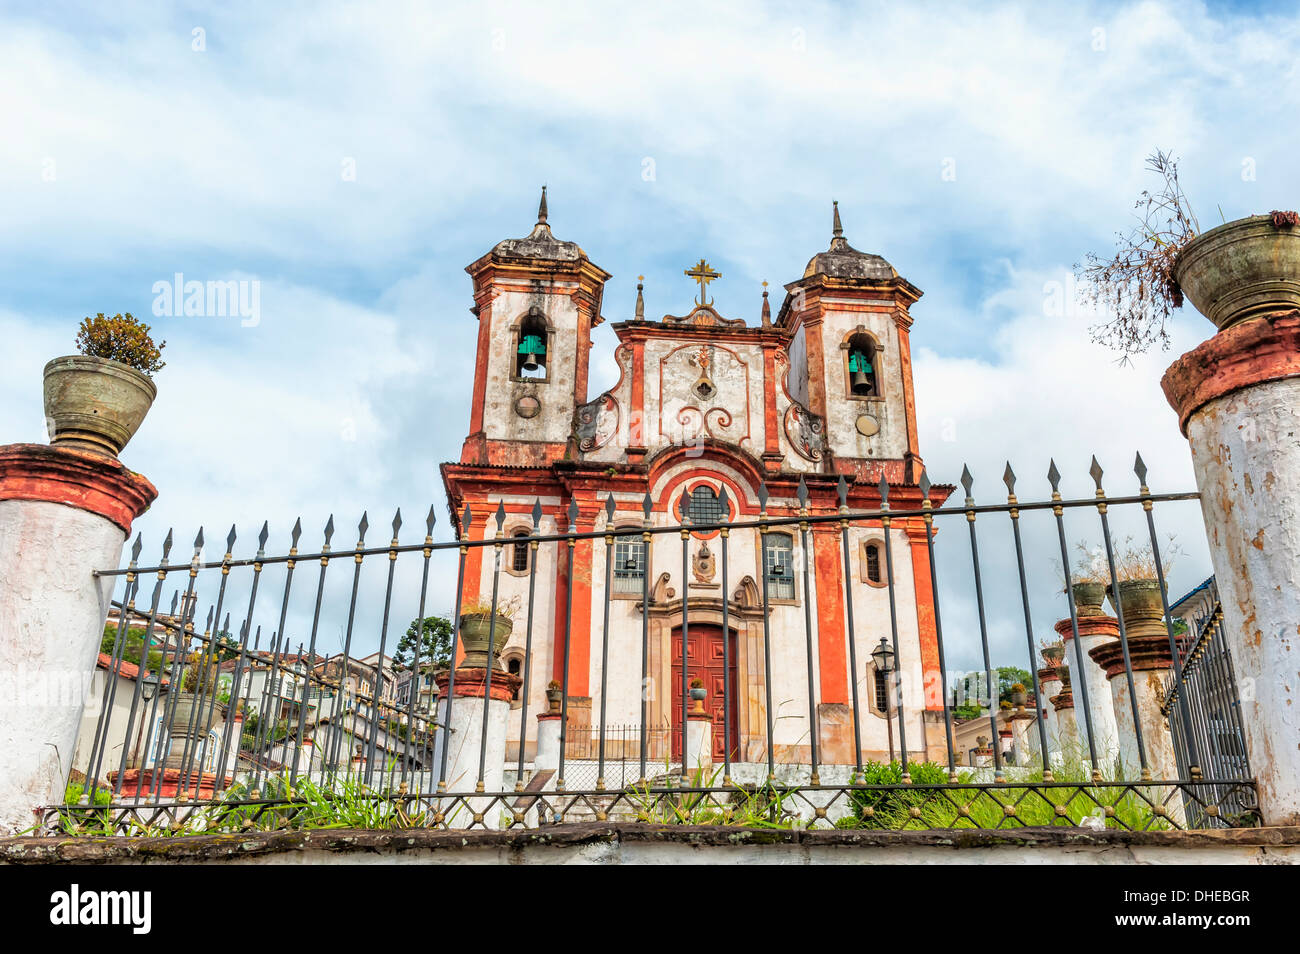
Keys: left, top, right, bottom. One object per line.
{"left": 852, "top": 369, "right": 870, "bottom": 393}
{"left": 522, "top": 351, "right": 541, "bottom": 372}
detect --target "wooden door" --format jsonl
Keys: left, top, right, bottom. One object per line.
{"left": 670, "top": 625, "right": 739, "bottom": 762}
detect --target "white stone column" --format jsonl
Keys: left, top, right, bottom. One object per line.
{"left": 1050, "top": 692, "right": 1080, "bottom": 767}
{"left": 1057, "top": 616, "right": 1121, "bottom": 774}
{"left": 0, "top": 444, "right": 154, "bottom": 834}
{"left": 534, "top": 712, "right": 562, "bottom": 774}
{"left": 1162, "top": 310, "right": 1300, "bottom": 825}
{"left": 685, "top": 712, "right": 713, "bottom": 774}
{"left": 433, "top": 667, "right": 521, "bottom": 830}
{"left": 1037, "top": 666, "right": 1062, "bottom": 759}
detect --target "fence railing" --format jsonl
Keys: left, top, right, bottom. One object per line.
{"left": 1162, "top": 582, "right": 1254, "bottom": 826}
{"left": 51, "top": 454, "right": 1258, "bottom": 835}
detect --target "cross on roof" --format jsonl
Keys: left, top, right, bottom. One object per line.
{"left": 685, "top": 258, "right": 721, "bottom": 306}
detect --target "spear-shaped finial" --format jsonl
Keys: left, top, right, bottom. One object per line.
{"left": 531, "top": 499, "right": 543, "bottom": 528}
{"left": 761, "top": 280, "right": 772, "bottom": 328}
{"left": 537, "top": 185, "right": 548, "bottom": 225}
{"left": 642, "top": 491, "right": 653, "bottom": 520}
{"left": 635, "top": 276, "right": 645, "bottom": 321}
{"left": 832, "top": 199, "right": 843, "bottom": 239}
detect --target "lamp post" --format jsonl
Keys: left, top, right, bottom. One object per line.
{"left": 871, "top": 637, "right": 896, "bottom": 765}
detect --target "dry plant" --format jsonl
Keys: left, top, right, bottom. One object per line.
{"left": 1109, "top": 534, "right": 1182, "bottom": 582}
{"left": 1076, "top": 150, "right": 1200, "bottom": 358}
{"left": 459, "top": 595, "right": 522, "bottom": 620}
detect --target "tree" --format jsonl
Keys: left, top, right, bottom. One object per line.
{"left": 393, "top": 616, "right": 454, "bottom": 673}
{"left": 997, "top": 667, "right": 1033, "bottom": 705}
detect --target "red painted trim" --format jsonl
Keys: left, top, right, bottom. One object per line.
{"left": 1161, "top": 309, "right": 1300, "bottom": 434}
{"left": 906, "top": 522, "right": 943, "bottom": 711}
{"left": 894, "top": 321, "right": 922, "bottom": 464}
{"left": 1054, "top": 615, "right": 1119, "bottom": 641}
{"left": 1088, "top": 634, "right": 1174, "bottom": 678}
{"left": 0, "top": 443, "right": 156, "bottom": 534}
{"left": 435, "top": 667, "right": 521, "bottom": 702}
{"left": 812, "top": 526, "right": 849, "bottom": 704}
{"left": 467, "top": 297, "right": 493, "bottom": 445}
{"left": 763, "top": 345, "right": 780, "bottom": 458}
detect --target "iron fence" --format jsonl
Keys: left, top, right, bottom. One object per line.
{"left": 49, "top": 453, "right": 1258, "bottom": 835}
{"left": 1162, "top": 582, "right": 1255, "bottom": 826}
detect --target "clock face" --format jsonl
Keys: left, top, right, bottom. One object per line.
{"left": 856, "top": 414, "right": 880, "bottom": 437}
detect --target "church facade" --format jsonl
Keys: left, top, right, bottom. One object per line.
{"left": 440, "top": 192, "right": 953, "bottom": 768}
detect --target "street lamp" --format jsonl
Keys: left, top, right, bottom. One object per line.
{"left": 871, "top": 637, "right": 897, "bottom": 764}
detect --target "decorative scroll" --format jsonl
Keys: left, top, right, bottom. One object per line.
{"left": 784, "top": 402, "right": 825, "bottom": 462}
{"left": 573, "top": 392, "right": 619, "bottom": 453}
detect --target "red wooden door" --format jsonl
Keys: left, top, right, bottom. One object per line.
{"left": 670, "top": 625, "right": 739, "bottom": 762}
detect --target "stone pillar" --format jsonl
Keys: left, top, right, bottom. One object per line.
{"left": 1050, "top": 687, "right": 1079, "bottom": 762}
{"left": 1089, "top": 637, "right": 1181, "bottom": 781}
{"left": 1037, "top": 666, "right": 1062, "bottom": 757}
{"left": 0, "top": 444, "right": 155, "bottom": 834}
{"left": 1010, "top": 709, "right": 1035, "bottom": 763}
{"left": 998, "top": 727, "right": 1014, "bottom": 762}
{"left": 535, "top": 712, "right": 562, "bottom": 774}
{"left": 433, "top": 667, "right": 521, "bottom": 830}
{"left": 685, "top": 711, "right": 713, "bottom": 774}
{"left": 1162, "top": 311, "right": 1300, "bottom": 825}
{"left": 1056, "top": 615, "right": 1121, "bottom": 772}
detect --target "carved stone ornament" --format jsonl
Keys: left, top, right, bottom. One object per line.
{"left": 784, "top": 402, "right": 826, "bottom": 462}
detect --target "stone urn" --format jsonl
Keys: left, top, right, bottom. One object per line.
{"left": 1070, "top": 581, "right": 1107, "bottom": 617}
{"left": 458, "top": 612, "right": 513, "bottom": 669}
{"left": 1042, "top": 644, "right": 1065, "bottom": 668}
{"left": 689, "top": 682, "right": 707, "bottom": 714}
{"left": 43, "top": 355, "right": 157, "bottom": 457}
{"left": 161, "top": 692, "right": 223, "bottom": 770}
{"left": 545, "top": 684, "right": 563, "bottom": 712}
{"left": 1174, "top": 214, "right": 1300, "bottom": 331}
{"left": 1106, "top": 579, "right": 1166, "bottom": 638}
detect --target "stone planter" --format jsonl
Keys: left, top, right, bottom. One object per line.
{"left": 545, "top": 686, "right": 562, "bottom": 712}
{"left": 1010, "top": 690, "right": 1027, "bottom": 707}
{"left": 1042, "top": 644, "right": 1065, "bottom": 667}
{"left": 43, "top": 355, "right": 157, "bottom": 457}
{"left": 161, "top": 692, "right": 222, "bottom": 770}
{"left": 458, "top": 612, "right": 514, "bottom": 669}
{"left": 1106, "top": 578, "right": 1166, "bottom": 638}
{"left": 1174, "top": 214, "right": 1300, "bottom": 331}
{"left": 1071, "top": 581, "right": 1107, "bottom": 616}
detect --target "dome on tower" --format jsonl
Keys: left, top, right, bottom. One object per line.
{"left": 489, "top": 186, "right": 589, "bottom": 263}
{"left": 801, "top": 201, "right": 897, "bottom": 281}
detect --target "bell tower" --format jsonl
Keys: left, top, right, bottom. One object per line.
{"left": 461, "top": 189, "right": 612, "bottom": 467}
{"left": 777, "top": 202, "right": 925, "bottom": 482}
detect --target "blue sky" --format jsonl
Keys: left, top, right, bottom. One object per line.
{"left": 3, "top": 1, "right": 1297, "bottom": 673}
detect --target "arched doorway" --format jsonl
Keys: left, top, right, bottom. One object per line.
{"left": 670, "top": 624, "right": 740, "bottom": 762}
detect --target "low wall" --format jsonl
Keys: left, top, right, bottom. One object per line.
{"left": 3, "top": 824, "right": 1298, "bottom": 865}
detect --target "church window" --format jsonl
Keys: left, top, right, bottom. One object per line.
{"left": 846, "top": 332, "right": 877, "bottom": 398}
{"left": 873, "top": 666, "right": 890, "bottom": 713}
{"left": 864, "top": 541, "right": 883, "bottom": 584}
{"left": 515, "top": 310, "right": 548, "bottom": 381}
{"left": 764, "top": 533, "right": 795, "bottom": 600}
{"left": 685, "top": 485, "right": 726, "bottom": 527}
{"left": 612, "top": 535, "right": 645, "bottom": 595}
{"left": 511, "top": 529, "right": 530, "bottom": 573}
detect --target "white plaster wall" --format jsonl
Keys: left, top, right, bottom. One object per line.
{"left": 481, "top": 287, "right": 581, "bottom": 446}
{"left": 1186, "top": 377, "right": 1300, "bottom": 824}
{"left": 0, "top": 498, "right": 125, "bottom": 833}
{"left": 818, "top": 308, "right": 909, "bottom": 463}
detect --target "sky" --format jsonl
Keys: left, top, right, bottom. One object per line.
{"left": 3, "top": 0, "right": 1298, "bottom": 677}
